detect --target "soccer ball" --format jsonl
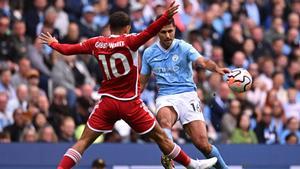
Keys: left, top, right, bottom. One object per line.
{"left": 226, "top": 68, "right": 252, "bottom": 93}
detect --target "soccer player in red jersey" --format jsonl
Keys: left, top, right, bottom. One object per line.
{"left": 39, "top": 2, "right": 217, "bottom": 169}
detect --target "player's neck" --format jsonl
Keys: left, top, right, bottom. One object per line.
{"left": 159, "top": 41, "right": 172, "bottom": 50}
{"left": 111, "top": 30, "right": 128, "bottom": 35}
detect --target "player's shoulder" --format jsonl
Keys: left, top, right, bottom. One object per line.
{"left": 177, "top": 39, "right": 193, "bottom": 48}
{"left": 144, "top": 42, "right": 160, "bottom": 55}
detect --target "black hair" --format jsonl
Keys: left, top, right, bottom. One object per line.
{"left": 109, "top": 11, "right": 131, "bottom": 32}
{"left": 156, "top": 14, "right": 175, "bottom": 26}
{"left": 294, "top": 72, "right": 300, "bottom": 81}
{"left": 285, "top": 132, "right": 299, "bottom": 143}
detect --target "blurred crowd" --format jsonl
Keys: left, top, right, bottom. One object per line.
{"left": 0, "top": 0, "right": 299, "bottom": 145}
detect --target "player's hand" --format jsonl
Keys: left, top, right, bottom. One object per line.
{"left": 165, "top": 1, "right": 179, "bottom": 18}
{"left": 216, "top": 67, "right": 231, "bottom": 75}
{"left": 39, "top": 32, "right": 58, "bottom": 45}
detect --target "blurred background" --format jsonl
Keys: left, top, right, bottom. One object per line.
{"left": 0, "top": 0, "right": 299, "bottom": 168}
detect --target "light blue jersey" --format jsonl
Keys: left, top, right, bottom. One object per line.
{"left": 141, "top": 39, "right": 202, "bottom": 96}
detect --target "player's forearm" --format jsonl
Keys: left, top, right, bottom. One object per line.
{"left": 200, "top": 59, "right": 219, "bottom": 72}
{"left": 50, "top": 42, "right": 90, "bottom": 55}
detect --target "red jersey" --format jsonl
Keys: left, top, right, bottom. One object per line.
{"left": 50, "top": 13, "right": 170, "bottom": 101}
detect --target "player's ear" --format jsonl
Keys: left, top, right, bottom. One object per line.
{"left": 126, "top": 25, "right": 131, "bottom": 33}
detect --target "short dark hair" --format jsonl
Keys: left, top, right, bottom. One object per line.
{"left": 156, "top": 15, "right": 175, "bottom": 26}
{"left": 109, "top": 11, "right": 131, "bottom": 32}
{"left": 294, "top": 72, "right": 300, "bottom": 81}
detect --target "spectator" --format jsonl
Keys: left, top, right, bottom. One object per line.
{"left": 243, "top": 38, "right": 255, "bottom": 65}
{"left": 180, "top": 0, "right": 201, "bottom": 31}
{"left": 48, "top": 86, "right": 72, "bottom": 133}
{"left": 23, "top": 0, "right": 47, "bottom": 39}
{"left": 11, "top": 58, "right": 31, "bottom": 88}
{"left": 0, "top": 92, "right": 10, "bottom": 130}
{"left": 10, "top": 20, "right": 31, "bottom": 62}
{"left": 37, "top": 95, "right": 50, "bottom": 117}
{"left": 6, "top": 84, "right": 29, "bottom": 117}
{"left": 287, "top": 13, "right": 299, "bottom": 30}
{"left": 38, "top": 124, "right": 58, "bottom": 143}
{"left": 20, "top": 125, "right": 38, "bottom": 143}
{"left": 244, "top": 0, "right": 261, "bottom": 26}
{"left": 61, "top": 22, "right": 80, "bottom": 44}
{"left": 0, "top": 15, "right": 12, "bottom": 61}
{"left": 280, "top": 117, "right": 300, "bottom": 144}
{"left": 91, "top": 158, "right": 106, "bottom": 169}
{"left": 36, "top": 7, "right": 60, "bottom": 39}
{"left": 3, "top": 108, "right": 26, "bottom": 141}
{"left": 0, "top": 68, "right": 16, "bottom": 100}
{"left": 93, "top": 0, "right": 109, "bottom": 29}
{"left": 222, "top": 23, "right": 244, "bottom": 65}
{"left": 284, "top": 60, "right": 300, "bottom": 88}
{"left": 283, "top": 88, "right": 300, "bottom": 120}
{"left": 230, "top": 114, "right": 258, "bottom": 144}
{"left": 285, "top": 132, "right": 299, "bottom": 145}
{"left": 53, "top": 0, "right": 69, "bottom": 38}
{"left": 294, "top": 73, "right": 300, "bottom": 103}
{"left": 246, "top": 64, "right": 268, "bottom": 108}
{"left": 79, "top": 5, "right": 100, "bottom": 38}
{"left": 109, "top": 0, "right": 130, "bottom": 14}
{"left": 130, "top": 2, "right": 148, "bottom": 33}
{"left": 230, "top": 51, "right": 248, "bottom": 69}
{"left": 254, "top": 106, "right": 278, "bottom": 144}
{"left": 272, "top": 100, "right": 285, "bottom": 137}
{"left": 58, "top": 116, "right": 75, "bottom": 142}
{"left": 51, "top": 55, "right": 77, "bottom": 106}
{"left": 264, "top": 4, "right": 284, "bottom": 30}
{"left": 32, "top": 113, "right": 47, "bottom": 131}
{"left": 209, "top": 82, "right": 231, "bottom": 132}
{"left": 270, "top": 37, "right": 285, "bottom": 58}
{"left": 272, "top": 71, "right": 288, "bottom": 104}
{"left": 0, "top": 131, "right": 10, "bottom": 143}
{"left": 257, "top": 58, "right": 274, "bottom": 91}
{"left": 221, "top": 99, "right": 242, "bottom": 143}
{"left": 250, "top": 26, "right": 272, "bottom": 61}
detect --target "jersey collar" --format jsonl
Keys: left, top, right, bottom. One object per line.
{"left": 157, "top": 39, "right": 177, "bottom": 53}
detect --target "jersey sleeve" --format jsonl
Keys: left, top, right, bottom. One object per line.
{"left": 50, "top": 37, "right": 97, "bottom": 55}
{"left": 126, "top": 14, "right": 170, "bottom": 51}
{"left": 185, "top": 42, "right": 202, "bottom": 61}
{"left": 140, "top": 50, "right": 151, "bottom": 75}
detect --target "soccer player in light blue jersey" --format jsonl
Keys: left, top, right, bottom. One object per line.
{"left": 140, "top": 16, "right": 230, "bottom": 169}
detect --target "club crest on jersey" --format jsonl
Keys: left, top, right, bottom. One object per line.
{"left": 172, "top": 55, "right": 179, "bottom": 62}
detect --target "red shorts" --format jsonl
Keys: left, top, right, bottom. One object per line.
{"left": 87, "top": 97, "right": 156, "bottom": 134}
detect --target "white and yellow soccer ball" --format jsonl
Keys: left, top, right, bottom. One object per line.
{"left": 226, "top": 68, "right": 252, "bottom": 93}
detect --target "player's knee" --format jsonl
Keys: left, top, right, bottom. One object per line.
{"left": 158, "top": 118, "right": 172, "bottom": 128}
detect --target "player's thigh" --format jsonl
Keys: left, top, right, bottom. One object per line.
{"left": 183, "top": 120, "right": 210, "bottom": 147}
{"left": 87, "top": 98, "right": 119, "bottom": 133}
{"left": 157, "top": 106, "right": 178, "bottom": 128}
{"left": 121, "top": 99, "right": 156, "bottom": 134}
{"left": 178, "top": 92, "right": 205, "bottom": 125}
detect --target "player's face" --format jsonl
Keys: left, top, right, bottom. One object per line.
{"left": 158, "top": 23, "right": 176, "bottom": 49}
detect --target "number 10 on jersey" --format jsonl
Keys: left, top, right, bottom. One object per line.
{"left": 98, "top": 53, "right": 131, "bottom": 79}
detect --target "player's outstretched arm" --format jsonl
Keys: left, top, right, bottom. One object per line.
{"left": 196, "top": 57, "right": 231, "bottom": 75}
{"left": 128, "top": 1, "right": 179, "bottom": 51}
{"left": 39, "top": 32, "right": 92, "bottom": 55}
